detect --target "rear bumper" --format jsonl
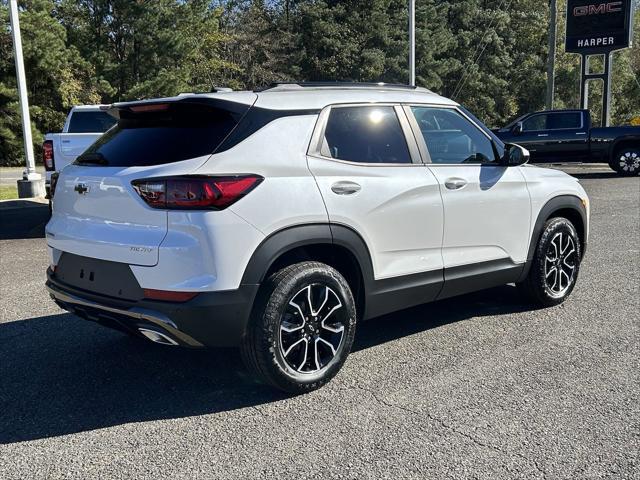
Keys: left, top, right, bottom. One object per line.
{"left": 46, "top": 269, "right": 259, "bottom": 347}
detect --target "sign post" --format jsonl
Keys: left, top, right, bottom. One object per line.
{"left": 565, "top": 0, "right": 635, "bottom": 126}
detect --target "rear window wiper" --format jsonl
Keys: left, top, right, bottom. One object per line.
{"left": 75, "top": 152, "right": 108, "bottom": 166}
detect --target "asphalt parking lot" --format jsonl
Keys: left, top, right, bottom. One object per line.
{"left": 0, "top": 165, "right": 638, "bottom": 479}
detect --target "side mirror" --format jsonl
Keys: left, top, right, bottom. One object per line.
{"left": 512, "top": 121, "right": 523, "bottom": 135}
{"left": 502, "top": 143, "right": 530, "bottom": 166}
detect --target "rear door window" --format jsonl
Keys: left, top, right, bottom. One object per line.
{"left": 547, "top": 112, "right": 582, "bottom": 129}
{"left": 67, "top": 111, "right": 117, "bottom": 133}
{"left": 77, "top": 101, "right": 248, "bottom": 167}
{"left": 322, "top": 106, "right": 412, "bottom": 164}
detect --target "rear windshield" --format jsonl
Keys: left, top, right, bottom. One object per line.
{"left": 68, "top": 111, "right": 117, "bottom": 133}
{"left": 76, "top": 101, "right": 246, "bottom": 167}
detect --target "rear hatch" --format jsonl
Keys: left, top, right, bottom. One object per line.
{"left": 46, "top": 96, "right": 255, "bottom": 266}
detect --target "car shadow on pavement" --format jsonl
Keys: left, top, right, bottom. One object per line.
{"left": 0, "top": 201, "right": 49, "bottom": 240}
{"left": 0, "top": 285, "right": 533, "bottom": 444}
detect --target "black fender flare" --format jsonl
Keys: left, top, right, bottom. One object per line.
{"left": 240, "top": 223, "right": 374, "bottom": 289}
{"left": 519, "top": 195, "right": 587, "bottom": 282}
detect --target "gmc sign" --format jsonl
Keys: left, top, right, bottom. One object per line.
{"left": 573, "top": 1, "right": 623, "bottom": 16}
{"left": 565, "top": 0, "right": 634, "bottom": 54}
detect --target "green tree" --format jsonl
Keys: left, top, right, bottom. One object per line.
{"left": 1, "top": 0, "right": 100, "bottom": 166}
{"left": 57, "top": 0, "right": 234, "bottom": 100}
{"left": 218, "top": 0, "right": 296, "bottom": 89}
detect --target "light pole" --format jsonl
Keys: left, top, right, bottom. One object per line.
{"left": 546, "top": 0, "right": 557, "bottom": 110}
{"left": 409, "top": 0, "right": 416, "bottom": 86}
{"left": 8, "top": 0, "right": 43, "bottom": 198}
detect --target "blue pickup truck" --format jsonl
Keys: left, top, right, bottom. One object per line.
{"left": 495, "top": 109, "right": 640, "bottom": 175}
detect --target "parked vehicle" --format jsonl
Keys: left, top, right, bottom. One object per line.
{"left": 494, "top": 109, "right": 640, "bottom": 175}
{"left": 45, "top": 83, "right": 590, "bottom": 393}
{"left": 43, "top": 105, "right": 116, "bottom": 198}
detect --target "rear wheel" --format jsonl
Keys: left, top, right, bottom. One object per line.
{"left": 240, "top": 262, "right": 357, "bottom": 393}
{"left": 609, "top": 146, "right": 640, "bottom": 176}
{"left": 518, "top": 217, "right": 582, "bottom": 307}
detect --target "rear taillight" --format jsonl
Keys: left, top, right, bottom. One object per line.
{"left": 43, "top": 140, "right": 55, "bottom": 171}
{"left": 132, "top": 175, "right": 263, "bottom": 210}
{"left": 143, "top": 289, "right": 198, "bottom": 302}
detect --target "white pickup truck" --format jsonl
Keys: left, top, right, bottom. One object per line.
{"left": 43, "top": 105, "right": 116, "bottom": 197}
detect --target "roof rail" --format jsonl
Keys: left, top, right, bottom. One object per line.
{"left": 255, "top": 82, "right": 419, "bottom": 92}
{"left": 176, "top": 86, "right": 233, "bottom": 96}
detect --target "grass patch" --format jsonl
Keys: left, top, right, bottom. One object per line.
{"left": 0, "top": 185, "right": 18, "bottom": 200}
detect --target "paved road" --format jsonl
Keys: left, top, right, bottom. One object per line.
{"left": 0, "top": 167, "right": 46, "bottom": 185}
{"left": 0, "top": 167, "right": 638, "bottom": 479}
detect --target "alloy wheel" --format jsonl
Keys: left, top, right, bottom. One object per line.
{"left": 618, "top": 150, "right": 640, "bottom": 174}
{"left": 279, "top": 283, "right": 346, "bottom": 374}
{"left": 544, "top": 232, "right": 577, "bottom": 297}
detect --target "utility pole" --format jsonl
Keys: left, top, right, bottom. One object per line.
{"left": 9, "top": 0, "right": 43, "bottom": 198}
{"left": 409, "top": 0, "right": 415, "bottom": 86}
{"left": 546, "top": 0, "right": 557, "bottom": 110}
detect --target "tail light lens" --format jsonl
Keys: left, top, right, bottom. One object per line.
{"left": 132, "top": 175, "right": 263, "bottom": 210}
{"left": 43, "top": 140, "right": 55, "bottom": 171}
{"left": 143, "top": 289, "right": 198, "bottom": 302}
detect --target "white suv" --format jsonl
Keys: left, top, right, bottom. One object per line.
{"left": 46, "top": 83, "right": 589, "bottom": 393}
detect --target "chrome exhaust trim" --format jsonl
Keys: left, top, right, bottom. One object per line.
{"left": 138, "top": 328, "right": 179, "bottom": 346}
{"left": 46, "top": 283, "right": 203, "bottom": 347}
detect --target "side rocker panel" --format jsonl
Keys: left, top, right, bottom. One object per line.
{"left": 241, "top": 223, "right": 445, "bottom": 323}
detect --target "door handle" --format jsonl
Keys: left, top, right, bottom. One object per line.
{"left": 537, "top": 134, "right": 549, "bottom": 137}
{"left": 331, "top": 181, "right": 361, "bottom": 195}
{"left": 444, "top": 178, "right": 467, "bottom": 190}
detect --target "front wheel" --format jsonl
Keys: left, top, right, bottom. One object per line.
{"left": 240, "top": 261, "right": 357, "bottom": 394}
{"left": 609, "top": 146, "right": 640, "bottom": 176}
{"left": 518, "top": 217, "right": 582, "bottom": 307}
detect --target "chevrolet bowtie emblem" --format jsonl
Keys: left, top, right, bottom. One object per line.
{"left": 74, "top": 183, "right": 89, "bottom": 195}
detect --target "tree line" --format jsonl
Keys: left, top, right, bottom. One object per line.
{"left": 1, "top": 0, "right": 639, "bottom": 166}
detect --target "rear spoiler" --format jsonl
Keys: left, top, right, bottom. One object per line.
{"left": 101, "top": 96, "right": 255, "bottom": 120}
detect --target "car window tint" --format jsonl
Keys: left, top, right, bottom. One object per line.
{"left": 323, "top": 106, "right": 411, "bottom": 164}
{"left": 77, "top": 102, "right": 244, "bottom": 167}
{"left": 67, "top": 111, "right": 118, "bottom": 133}
{"left": 522, "top": 114, "right": 547, "bottom": 131}
{"left": 548, "top": 112, "right": 581, "bottom": 129}
{"left": 410, "top": 107, "right": 496, "bottom": 164}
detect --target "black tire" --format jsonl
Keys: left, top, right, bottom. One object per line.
{"left": 240, "top": 261, "right": 357, "bottom": 394}
{"left": 609, "top": 146, "right": 640, "bottom": 176}
{"left": 518, "top": 217, "right": 582, "bottom": 307}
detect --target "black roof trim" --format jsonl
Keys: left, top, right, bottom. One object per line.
{"left": 215, "top": 106, "right": 320, "bottom": 153}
